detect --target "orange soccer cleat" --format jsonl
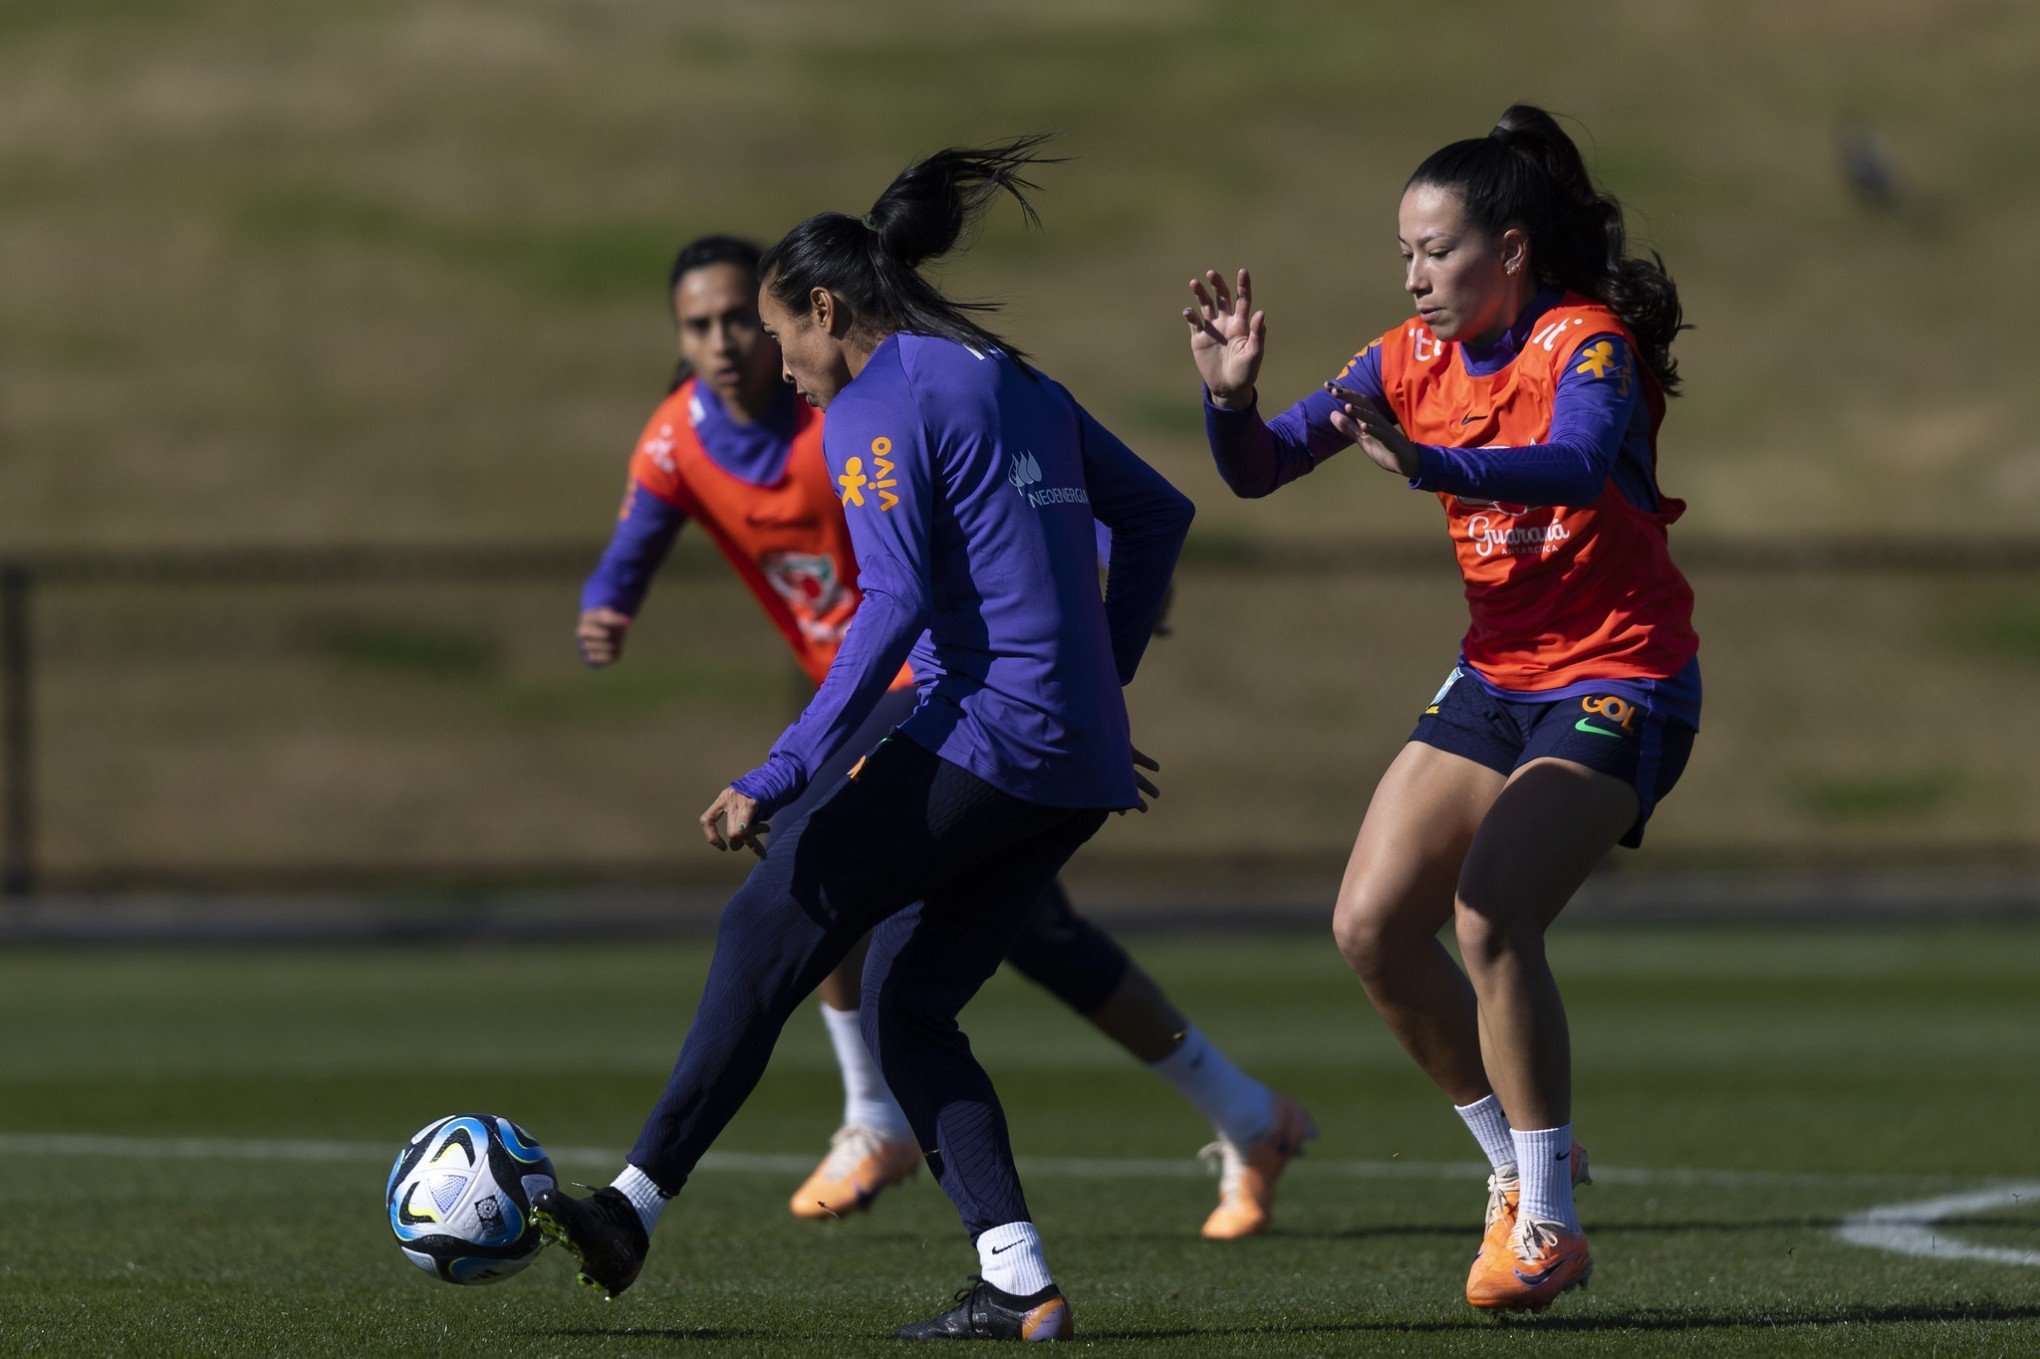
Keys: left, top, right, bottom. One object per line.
{"left": 1467, "top": 1214, "right": 1593, "bottom": 1312}
{"left": 1470, "top": 1141, "right": 1591, "bottom": 1279}
{"left": 1197, "top": 1094, "right": 1317, "bottom": 1241}
{"left": 788, "top": 1124, "right": 921, "bottom": 1220}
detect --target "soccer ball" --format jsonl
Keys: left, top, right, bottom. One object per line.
{"left": 386, "top": 1113, "right": 557, "bottom": 1285}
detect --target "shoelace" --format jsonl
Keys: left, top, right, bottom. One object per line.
{"left": 1483, "top": 1170, "right": 1520, "bottom": 1230}
{"left": 1510, "top": 1215, "right": 1564, "bottom": 1262}
{"left": 1197, "top": 1139, "right": 1246, "bottom": 1199}
{"left": 817, "top": 1124, "right": 894, "bottom": 1178}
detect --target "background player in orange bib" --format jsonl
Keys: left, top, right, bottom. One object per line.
{"left": 1186, "top": 105, "right": 1700, "bottom": 1311}
{"left": 579, "top": 234, "right": 1311, "bottom": 1241}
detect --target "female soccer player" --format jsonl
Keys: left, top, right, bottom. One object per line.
{"left": 1184, "top": 105, "right": 1699, "bottom": 1312}
{"left": 538, "top": 139, "right": 1195, "bottom": 1341}
{"left": 578, "top": 235, "right": 1308, "bottom": 1241}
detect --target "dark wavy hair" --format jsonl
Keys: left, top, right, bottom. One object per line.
{"left": 758, "top": 135, "right": 1060, "bottom": 368}
{"left": 662, "top": 234, "right": 766, "bottom": 393}
{"left": 1409, "top": 105, "right": 1687, "bottom": 394}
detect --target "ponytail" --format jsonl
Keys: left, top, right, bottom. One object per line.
{"left": 1410, "top": 105, "right": 1687, "bottom": 394}
{"left": 759, "top": 134, "right": 1061, "bottom": 366}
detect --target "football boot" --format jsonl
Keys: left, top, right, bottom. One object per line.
{"left": 1467, "top": 1215, "right": 1593, "bottom": 1312}
{"left": 896, "top": 1278, "right": 1073, "bottom": 1342}
{"left": 789, "top": 1124, "right": 921, "bottom": 1220}
{"left": 1197, "top": 1093, "right": 1317, "bottom": 1240}
{"left": 1468, "top": 1140, "right": 1590, "bottom": 1295}
{"left": 530, "top": 1185, "right": 648, "bottom": 1298}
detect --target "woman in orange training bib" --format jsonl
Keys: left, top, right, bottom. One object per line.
{"left": 1187, "top": 104, "right": 1699, "bottom": 1313}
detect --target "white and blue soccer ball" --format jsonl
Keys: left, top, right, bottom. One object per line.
{"left": 386, "top": 1113, "right": 556, "bottom": 1285}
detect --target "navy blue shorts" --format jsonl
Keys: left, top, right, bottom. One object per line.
{"left": 1409, "top": 667, "right": 1696, "bottom": 848}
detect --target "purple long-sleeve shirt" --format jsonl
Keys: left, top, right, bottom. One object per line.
{"left": 731, "top": 333, "right": 1194, "bottom": 818}
{"left": 1204, "top": 290, "right": 1660, "bottom": 513}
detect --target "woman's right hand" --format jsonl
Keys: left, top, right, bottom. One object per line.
{"left": 1183, "top": 267, "right": 1267, "bottom": 410}
{"left": 576, "top": 607, "right": 632, "bottom": 668}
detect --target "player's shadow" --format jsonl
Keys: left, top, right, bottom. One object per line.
{"left": 1085, "top": 1299, "right": 2040, "bottom": 1341}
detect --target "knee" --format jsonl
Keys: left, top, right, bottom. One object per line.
{"left": 1332, "top": 894, "right": 1404, "bottom": 986}
{"left": 1452, "top": 899, "right": 1543, "bottom": 976}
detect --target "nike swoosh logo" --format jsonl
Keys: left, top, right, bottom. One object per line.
{"left": 1574, "top": 719, "right": 1625, "bottom": 739}
{"left": 1514, "top": 1264, "right": 1561, "bottom": 1287}
{"left": 1460, "top": 413, "right": 1481, "bottom": 425}
{"left": 990, "top": 1242, "right": 1017, "bottom": 1255}
{"left": 1556, "top": 1151, "right": 1570, "bottom": 1161}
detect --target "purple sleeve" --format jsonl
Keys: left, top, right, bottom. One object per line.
{"left": 1074, "top": 403, "right": 1193, "bottom": 685}
{"left": 1409, "top": 333, "right": 1638, "bottom": 507}
{"left": 730, "top": 408, "right": 933, "bottom": 819}
{"left": 579, "top": 482, "right": 686, "bottom": 616}
{"left": 1202, "top": 346, "right": 1383, "bottom": 498}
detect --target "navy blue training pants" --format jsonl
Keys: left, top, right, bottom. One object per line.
{"left": 629, "top": 735, "right": 1108, "bottom": 1238}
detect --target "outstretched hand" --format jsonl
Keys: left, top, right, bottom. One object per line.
{"left": 700, "top": 786, "right": 768, "bottom": 858}
{"left": 1325, "top": 383, "right": 1422, "bottom": 478}
{"left": 1183, "top": 268, "right": 1266, "bottom": 410}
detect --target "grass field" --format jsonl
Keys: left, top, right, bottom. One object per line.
{"left": 4, "top": 925, "right": 2039, "bottom": 1355}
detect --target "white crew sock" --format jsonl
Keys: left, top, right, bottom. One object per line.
{"left": 975, "top": 1221, "right": 1054, "bottom": 1297}
{"left": 611, "top": 1163, "right": 668, "bottom": 1237}
{"left": 1510, "top": 1125, "right": 1580, "bottom": 1233}
{"left": 820, "top": 1002, "right": 911, "bottom": 1137}
{"left": 1454, "top": 1093, "right": 1517, "bottom": 1175}
{"left": 1146, "top": 1025, "right": 1277, "bottom": 1146}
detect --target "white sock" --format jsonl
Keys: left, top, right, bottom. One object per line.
{"left": 1146, "top": 1025, "right": 1276, "bottom": 1146}
{"left": 610, "top": 1163, "right": 668, "bottom": 1237}
{"left": 1454, "top": 1094, "right": 1517, "bottom": 1175}
{"left": 976, "top": 1221, "right": 1054, "bottom": 1297}
{"left": 820, "top": 1002, "right": 910, "bottom": 1137}
{"left": 1510, "top": 1125, "right": 1580, "bottom": 1233}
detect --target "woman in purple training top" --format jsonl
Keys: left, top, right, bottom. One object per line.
{"left": 535, "top": 138, "right": 1191, "bottom": 1343}
{"left": 578, "top": 235, "right": 1309, "bottom": 1242}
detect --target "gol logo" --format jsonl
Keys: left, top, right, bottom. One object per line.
{"left": 1574, "top": 695, "right": 1637, "bottom": 740}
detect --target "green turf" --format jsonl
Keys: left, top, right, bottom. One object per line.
{"left": 2, "top": 926, "right": 2038, "bottom": 1355}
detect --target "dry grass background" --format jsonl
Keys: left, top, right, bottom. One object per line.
{"left": 4, "top": 0, "right": 2038, "bottom": 888}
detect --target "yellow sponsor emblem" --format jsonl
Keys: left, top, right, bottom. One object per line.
{"left": 838, "top": 458, "right": 867, "bottom": 507}
{"left": 840, "top": 437, "right": 901, "bottom": 511}
{"left": 1574, "top": 340, "right": 1620, "bottom": 380}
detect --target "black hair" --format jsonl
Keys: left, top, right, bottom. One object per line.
{"left": 1409, "top": 104, "right": 1687, "bottom": 395}
{"left": 662, "top": 234, "right": 766, "bottom": 393}
{"left": 758, "top": 134, "right": 1060, "bottom": 367}
{"left": 667, "top": 234, "right": 764, "bottom": 294}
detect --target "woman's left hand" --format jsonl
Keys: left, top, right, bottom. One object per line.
{"left": 700, "top": 786, "right": 767, "bottom": 857}
{"left": 1123, "top": 746, "right": 1161, "bottom": 814}
{"left": 1325, "top": 384, "right": 1422, "bottom": 479}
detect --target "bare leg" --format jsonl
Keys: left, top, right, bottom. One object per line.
{"left": 1454, "top": 758, "right": 1636, "bottom": 1130}
{"left": 1079, "top": 966, "right": 1187, "bottom": 1065}
{"left": 1332, "top": 742, "right": 1505, "bottom": 1105}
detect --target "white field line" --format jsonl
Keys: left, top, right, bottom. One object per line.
{"left": 14, "top": 1132, "right": 2035, "bottom": 1270}
{"left": 1835, "top": 1183, "right": 2040, "bottom": 1268}
{"left": 0, "top": 1131, "right": 2013, "bottom": 1194}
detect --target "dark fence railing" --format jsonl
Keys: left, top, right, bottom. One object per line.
{"left": 3, "top": 535, "right": 2038, "bottom": 897}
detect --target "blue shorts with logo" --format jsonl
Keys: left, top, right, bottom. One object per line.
{"left": 1409, "top": 664, "right": 1698, "bottom": 848}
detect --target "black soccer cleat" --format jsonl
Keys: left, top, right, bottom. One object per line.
{"left": 896, "top": 1278, "right": 1073, "bottom": 1342}
{"left": 530, "top": 1185, "right": 649, "bottom": 1298}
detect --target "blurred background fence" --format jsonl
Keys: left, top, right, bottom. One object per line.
{"left": 6, "top": 532, "right": 2038, "bottom": 902}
